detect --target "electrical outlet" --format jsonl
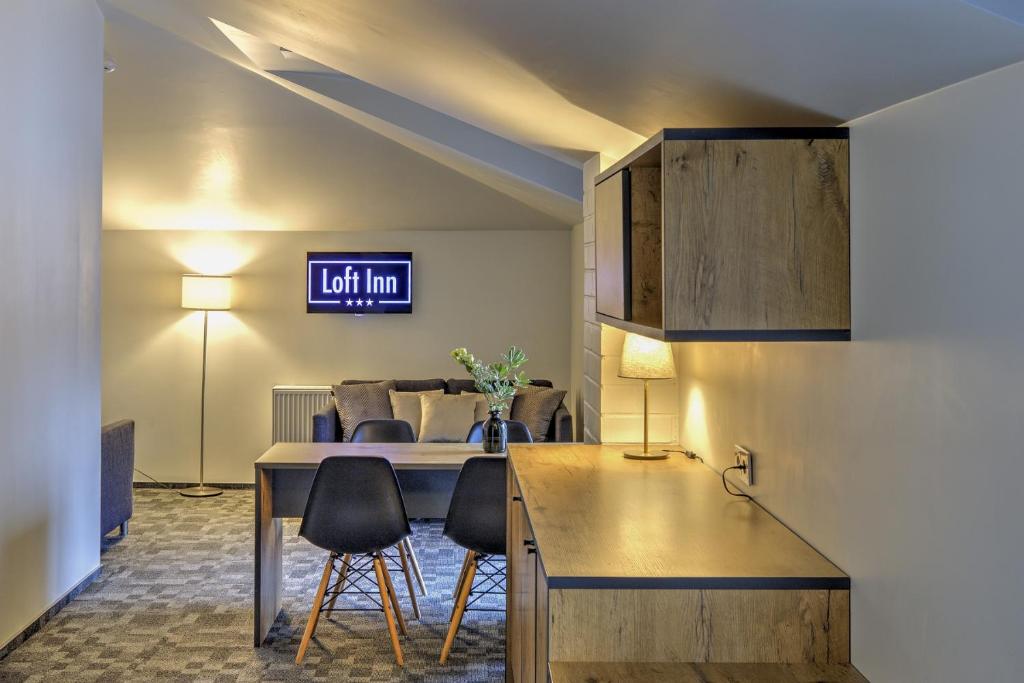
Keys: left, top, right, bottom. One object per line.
{"left": 734, "top": 445, "right": 753, "bottom": 486}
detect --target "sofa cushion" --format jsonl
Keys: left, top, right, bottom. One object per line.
{"left": 418, "top": 393, "right": 478, "bottom": 443}
{"left": 389, "top": 389, "right": 443, "bottom": 441}
{"left": 344, "top": 378, "right": 446, "bottom": 393}
{"left": 511, "top": 385, "right": 567, "bottom": 443}
{"left": 466, "top": 394, "right": 511, "bottom": 422}
{"left": 444, "top": 378, "right": 478, "bottom": 395}
{"left": 332, "top": 380, "right": 396, "bottom": 442}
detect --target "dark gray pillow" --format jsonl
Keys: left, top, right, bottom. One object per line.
{"left": 332, "top": 380, "right": 396, "bottom": 442}
{"left": 510, "top": 385, "right": 566, "bottom": 443}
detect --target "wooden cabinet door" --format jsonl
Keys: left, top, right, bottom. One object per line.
{"left": 661, "top": 138, "right": 850, "bottom": 333}
{"left": 520, "top": 503, "right": 537, "bottom": 683}
{"left": 595, "top": 170, "right": 631, "bottom": 320}
{"left": 535, "top": 560, "right": 549, "bottom": 683}
{"left": 507, "top": 469, "right": 522, "bottom": 683}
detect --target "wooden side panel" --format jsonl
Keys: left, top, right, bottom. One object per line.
{"left": 595, "top": 171, "right": 630, "bottom": 320}
{"left": 630, "top": 166, "right": 662, "bottom": 328}
{"left": 662, "top": 139, "right": 849, "bottom": 332}
{"left": 547, "top": 588, "right": 850, "bottom": 665}
{"left": 549, "top": 661, "right": 869, "bottom": 683}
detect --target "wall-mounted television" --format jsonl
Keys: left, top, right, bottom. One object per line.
{"left": 307, "top": 252, "right": 413, "bottom": 314}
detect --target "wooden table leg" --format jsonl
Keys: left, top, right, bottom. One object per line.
{"left": 255, "top": 467, "right": 283, "bottom": 647}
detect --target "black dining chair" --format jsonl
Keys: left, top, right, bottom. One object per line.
{"left": 296, "top": 456, "right": 411, "bottom": 666}
{"left": 351, "top": 419, "right": 416, "bottom": 443}
{"left": 465, "top": 419, "right": 533, "bottom": 445}
{"left": 348, "top": 418, "right": 428, "bottom": 606}
{"left": 439, "top": 456, "right": 507, "bottom": 664}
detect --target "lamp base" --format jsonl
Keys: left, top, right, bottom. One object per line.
{"left": 179, "top": 485, "right": 223, "bottom": 498}
{"left": 623, "top": 450, "right": 669, "bottom": 461}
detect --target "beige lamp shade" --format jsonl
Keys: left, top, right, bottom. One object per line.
{"left": 181, "top": 274, "right": 232, "bottom": 310}
{"left": 619, "top": 333, "right": 675, "bottom": 380}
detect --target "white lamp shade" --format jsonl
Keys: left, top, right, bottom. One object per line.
{"left": 181, "top": 274, "right": 232, "bottom": 310}
{"left": 618, "top": 333, "right": 675, "bottom": 380}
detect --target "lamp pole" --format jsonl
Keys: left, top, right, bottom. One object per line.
{"left": 181, "top": 308, "right": 221, "bottom": 497}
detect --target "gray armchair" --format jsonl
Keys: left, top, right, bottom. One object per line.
{"left": 101, "top": 419, "right": 134, "bottom": 538}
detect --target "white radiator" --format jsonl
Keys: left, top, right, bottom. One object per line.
{"left": 272, "top": 385, "right": 333, "bottom": 443}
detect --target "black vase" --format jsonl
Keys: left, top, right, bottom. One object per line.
{"left": 482, "top": 409, "right": 508, "bottom": 453}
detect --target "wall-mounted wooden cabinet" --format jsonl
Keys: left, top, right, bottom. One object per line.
{"left": 594, "top": 128, "right": 850, "bottom": 341}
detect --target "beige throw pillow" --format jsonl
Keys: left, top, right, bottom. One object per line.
{"left": 389, "top": 389, "right": 443, "bottom": 440}
{"left": 418, "top": 393, "right": 478, "bottom": 443}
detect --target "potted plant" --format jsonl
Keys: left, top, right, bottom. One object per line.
{"left": 450, "top": 346, "right": 530, "bottom": 452}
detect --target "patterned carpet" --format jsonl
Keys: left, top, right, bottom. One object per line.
{"left": 0, "top": 489, "right": 504, "bottom": 682}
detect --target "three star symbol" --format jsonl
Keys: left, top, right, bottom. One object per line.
{"left": 344, "top": 298, "right": 374, "bottom": 307}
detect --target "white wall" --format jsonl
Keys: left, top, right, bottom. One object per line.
{"left": 102, "top": 229, "right": 571, "bottom": 483}
{"left": 676, "top": 61, "right": 1024, "bottom": 682}
{"left": 0, "top": 1, "right": 104, "bottom": 650}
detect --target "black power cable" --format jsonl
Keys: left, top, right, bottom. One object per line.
{"left": 721, "top": 464, "right": 752, "bottom": 500}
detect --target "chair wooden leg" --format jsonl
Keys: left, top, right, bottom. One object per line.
{"left": 397, "top": 542, "right": 421, "bottom": 620}
{"left": 404, "top": 537, "right": 428, "bottom": 596}
{"left": 440, "top": 551, "right": 476, "bottom": 664}
{"left": 373, "top": 555, "right": 404, "bottom": 667}
{"left": 296, "top": 554, "right": 335, "bottom": 664}
{"left": 325, "top": 553, "right": 351, "bottom": 615}
{"left": 453, "top": 549, "right": 472, "bottom": 599}
{"left": 378, "top": 556, "right": 408, "bottom": 636}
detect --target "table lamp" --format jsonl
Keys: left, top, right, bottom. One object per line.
{"left": 618, "top": 332, "right": 676, "bottom": 460}
{"left": 180, "top": 274, "right": 232, "bottom": 497}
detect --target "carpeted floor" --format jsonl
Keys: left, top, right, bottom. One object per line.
{"left": 0, "top": 489, "right": 504, "bottom": 682}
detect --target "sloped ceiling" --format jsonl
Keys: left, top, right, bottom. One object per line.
{"left": 101, "top": 0, "right": 1024, "bottom": 232}
{"left": 102, "top": 7, "right": 572, "bottom": 231}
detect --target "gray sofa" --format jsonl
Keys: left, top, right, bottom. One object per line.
{"left": 312, "top": 378, "right": 572, "bottom": 443}
{"left": 101, "top": 419, "right": 134, "bottom": 538}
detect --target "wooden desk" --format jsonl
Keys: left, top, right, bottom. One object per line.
{"left": 253, "top": 442, "right": 486, "bottom": 647}
{"left": 506, "top": 444, "right": 852, "bottom": 683}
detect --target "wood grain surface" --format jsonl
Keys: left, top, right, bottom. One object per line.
{"left": 547, "top": 587, "right": 849, "bottom": 664}
{"left": 507, "top": 444, "right": 848, "bottom": 587}
{"left": 661, "top": 138, "right": 850, "bottom": 332}
{"left": 549, "top": 661, "right": 868, "bottom": 683}
{"left": 630, "top": 166, "right": 662, "bottom": 328}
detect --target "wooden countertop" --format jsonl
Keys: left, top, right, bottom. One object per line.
{"left": 508, "top": 444, "right": 848, "bottom": 590}
{"left": 255, "top": 442, "right": 489, "bottom": 469}
{"left": 549, "top": 662, "right": 868, "bottom": 683}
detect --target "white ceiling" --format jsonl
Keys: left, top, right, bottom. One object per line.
{"left": 102, "top": 5, "right": 570, "bottom": 231}
{"left": 101, "top": 0, "right": 1024, "bottom": 231}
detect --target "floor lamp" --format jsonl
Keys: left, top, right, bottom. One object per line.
{"left": 618, "top": 332, "right": 676, "bottom": 460}
{"left": 180, "top": 274, "right": 232, "bottom": 498}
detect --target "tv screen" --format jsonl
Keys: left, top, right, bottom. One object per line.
{"left": 307, "top": 252, "right": 413, "bottom": 314}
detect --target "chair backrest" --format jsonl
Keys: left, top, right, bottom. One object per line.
{"left": 299, "top": 456, "right": 411, "bottom": 555}
{"left": 443, "top": 456, "right": 507, "bottom": 556}
{"left": 466, "top": 420, "right": 533, "bottom": 444}
{"left": 351, "top": 419, "right": 416, "bottom": 443}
